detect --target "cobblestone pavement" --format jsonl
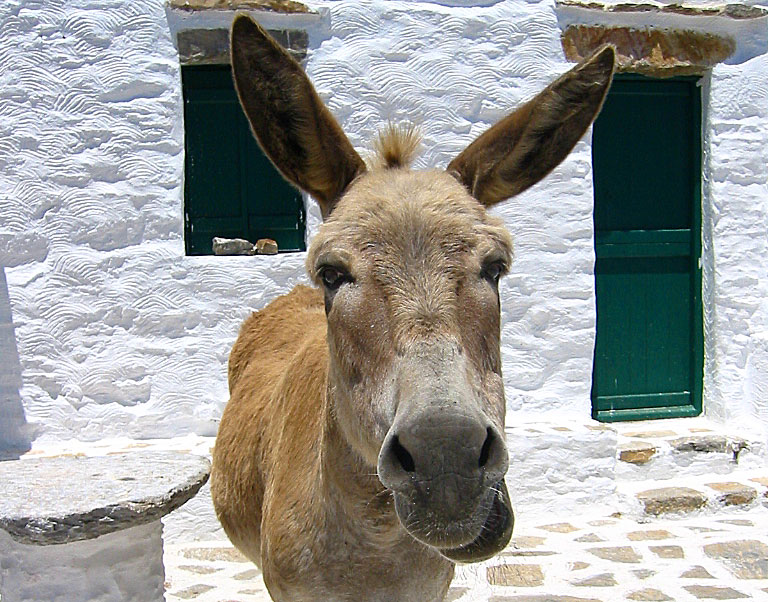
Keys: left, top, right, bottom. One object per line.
{"left": 164, "top": 506, "right": 768, "bottom": 601}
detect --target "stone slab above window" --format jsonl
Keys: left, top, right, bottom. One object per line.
{"left": 555, "top": 1, "right": 768, "bottom": 75}
{"left": 557, "top": 1, "right": 768, "bottom": 21}
{"left": 169, "top": 0, "right": 315, "bottom": 65}
{"left": 177, "top": 27, "right": 308, "bottom": 64}
{"left": 562, "top": 26, "right": 735, "bottom": 76}
{"left": 169, "top": 0, "right": 312, "bottom": 13}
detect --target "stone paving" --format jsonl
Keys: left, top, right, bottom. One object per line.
{"left": 164, "top": 505, "right": 768, "bottom": 601}
{"left": 15, "top": 419, "right": 766, "bottom": 600}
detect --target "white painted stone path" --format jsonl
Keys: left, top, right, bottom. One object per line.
{"left": 164, "top": 505, "right": 768, "bottom": 601}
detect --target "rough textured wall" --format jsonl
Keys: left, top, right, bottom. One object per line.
{"left": 1, "top": 0, "right": 766, "bottom": 445}
{"left": 0, "top": 0, "right": 307, "bottom": 444}
{"left": 705, "top": 51, "right": 768, "bottom": 424}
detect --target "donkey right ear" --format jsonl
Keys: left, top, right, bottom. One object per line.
{"left": 230, "top": 15, "right": 366, "bottom": 219}
{"left": 447, "top": 45, "right": 615, "bottom": 207}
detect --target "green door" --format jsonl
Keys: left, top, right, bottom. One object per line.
{"left": 182, "top": 65, "right": 306, "bottom": 255}
{"left": 591, "top": 75, "right": 703, "bottom": 422}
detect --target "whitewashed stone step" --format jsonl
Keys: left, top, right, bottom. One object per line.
{"left": 615, "top": 421, "right": 766, "bottom": 483}
{"left": 617, "top": 470, "right": 768, "bottom": 519}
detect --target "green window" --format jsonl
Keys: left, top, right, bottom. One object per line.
{"left": 182, "top": 65, "right": 306, "bottom": 256}
{"left": 591, "top": 75, "right": 703, "bottom": 422}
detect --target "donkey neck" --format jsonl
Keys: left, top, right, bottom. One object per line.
{"left": 320, "top": 390, "right": 398, "bottom": 538}
{"left": 309, "top": 384, "right": 455, "bottom": 602}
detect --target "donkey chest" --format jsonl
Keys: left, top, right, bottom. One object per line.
{"left": 259, "top": 483, "right": 448, "bottom": 599}
{"left": 263, "top": 526, "right": 454, "bottom": 602}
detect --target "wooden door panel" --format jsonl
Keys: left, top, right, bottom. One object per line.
{"left": 591, "top": 76, "right": 702, "bottom": 422}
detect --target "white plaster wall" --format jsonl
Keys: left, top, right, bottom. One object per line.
{"left": 0, "top": 0, "right": 766, "bottom": 447}
{"left": 0, "top": 522, "right": 165, "bottom": 602}
{"left": 0, "top": 0, "right": 305, "bottom": 446}
{"left": 705, "top": 50, "right": 768, "bottom": 425}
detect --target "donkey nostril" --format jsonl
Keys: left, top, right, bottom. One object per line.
{"left": 478, "top": 427, "right": 494, "bottom": 468}
{"left": 392, "top": 435, "right": 415, "bottom": 473}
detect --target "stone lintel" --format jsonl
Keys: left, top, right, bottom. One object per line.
{"left": 561, "top": 25, "right": 735, "bottom": 76}
{"left": 169, "top": 0, "right": 312, "bottom": 13}
{"left": 178, "top": 27, "right": 308, "bottom": 65}
{"left": 557, "top": 1, "right": 768, "bottom": 20}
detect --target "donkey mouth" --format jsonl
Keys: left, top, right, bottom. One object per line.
{"left": 438, "top": 480, "right": 514, "bottom": 563}
{"left": 394, "top": 479, "right": 514, "bottom": 563}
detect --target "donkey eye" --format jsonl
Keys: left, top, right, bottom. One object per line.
{"left": 319, "top": 266, "right": 350, "bottom": 291}
{"left": 482, "top": 261, "right": 506, "bottom": 284}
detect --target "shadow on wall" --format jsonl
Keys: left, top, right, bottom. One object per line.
{"left": 0, "top": 267, "right": 31, "bottom": 459}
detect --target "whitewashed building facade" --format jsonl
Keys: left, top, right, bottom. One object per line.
{"left": 1, "top": 0, "right": 767, "bottom": 525}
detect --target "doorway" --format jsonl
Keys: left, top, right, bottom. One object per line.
{"left": 591, "top": 75, "right": 703, "bottom": 422}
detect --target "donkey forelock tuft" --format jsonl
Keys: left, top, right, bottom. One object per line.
{"left": 370, "top": 123, "right": 422, "bottom": 170}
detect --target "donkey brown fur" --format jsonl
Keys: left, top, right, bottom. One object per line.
{"left": 211, "top": 15, "right": 615, "bottom": 602}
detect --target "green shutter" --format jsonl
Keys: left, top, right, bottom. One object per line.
{"left": 182, "top": 65, "right": 306, "bottom": 255}
{"left": 591, "top": 75, "right": 703, "bottom": 422}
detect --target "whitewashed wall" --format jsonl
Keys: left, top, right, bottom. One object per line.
{"left": 1, "top": 0, "right": 766, "bottom": 448}
{"left": 705, "top": 52, "right": 768, "bottom": 426}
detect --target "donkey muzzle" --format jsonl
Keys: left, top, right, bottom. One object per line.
{"left": 377, "top": 411, "right": 511, "bottom": 555}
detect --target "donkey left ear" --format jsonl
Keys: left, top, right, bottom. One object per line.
{"left": 230, "top": 14, "right": 366, "bottom": 219}
{"left": 447, "top": 45, "right": 615, "bottom": 207}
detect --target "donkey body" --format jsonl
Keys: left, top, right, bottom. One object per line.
{"left": 211, "top": 15, "right": 614, "bottom": 602}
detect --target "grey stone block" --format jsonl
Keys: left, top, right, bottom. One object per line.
{"left": 0, "top": 451, "right": 210, "bottom": 545}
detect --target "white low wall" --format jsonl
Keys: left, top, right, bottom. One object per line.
{"left": 0, "top": 522, "right": 165, "bottom": 602}
{"left": 0, "top": 0, "right": 766, "bottom": 448}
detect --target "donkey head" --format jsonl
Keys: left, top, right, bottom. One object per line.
{"left": 231, "top": 15, "right": 614, "bottom": 563}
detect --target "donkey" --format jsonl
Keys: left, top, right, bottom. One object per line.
{"left": 211, "top": 14, "right": 614, "bottom": 602}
